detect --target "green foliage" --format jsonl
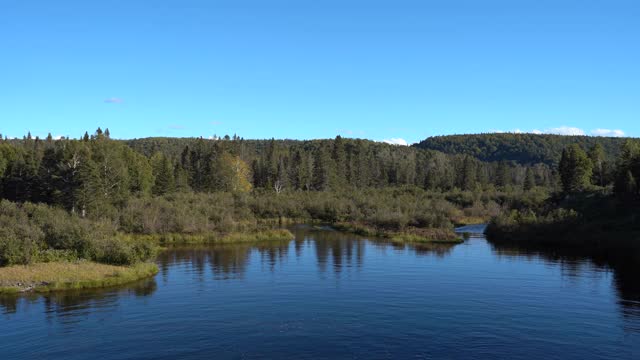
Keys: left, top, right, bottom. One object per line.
{"left": 614, "top": 140, "right": 640, "bottom": 198}
{"left": 1, "top": 128, "right": 637, "bottom": 269}
{"left": 416, "top": 133, "right": 625, "bottom": 165}
{"left": 1, "top": 130, "right": 561, "bottom": 205}
{"left": 125, "top": 136, "right": 553, "bottom": 192}
{"left": 485, "top": 141, "right": 640, "bottom": 249}
{"left": 559, "top": 144, "right": 593, "bottom": 193}
{"left": 485, "top": 192, "right": 640, "bottom": 250}
{"left": 151, "top": 152, "right": 174, "bottom": 195}
{"left": 0, "top": 200, "right": 157, "bottom": 266}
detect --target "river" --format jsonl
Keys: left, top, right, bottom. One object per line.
{"left": 1, "top": 225, "right": 638, "bottom": 359}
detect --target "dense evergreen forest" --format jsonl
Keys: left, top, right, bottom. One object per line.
{"left": 1, "top": 129, "right": 560, "bottom": 207}
{"left": 0, "top": 128, "right": 638, "bottom": 268}
{"left": 416, "top": 133, "right": 627, "bottom": 165}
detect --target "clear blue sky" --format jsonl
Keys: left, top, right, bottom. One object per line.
{"left": 1, "top": 0, "right": 638, "bottom": 143}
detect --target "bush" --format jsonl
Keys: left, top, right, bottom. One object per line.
{"left": 0, "top": 200, "right": 157, "bottom": 266}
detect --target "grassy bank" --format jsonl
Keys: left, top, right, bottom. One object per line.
{"left": 0, "top": 262, "right": 158, "bottom": 294}
{"left": 123, "top": 229, "right": 294, "bottom": 246}
{"left": 0, "top": 228, "right": 293, "bottom": 295}
{"left": 452, "top": 215, "right": 491, "bottom": 227}
{"left": 333, "top": 222, "right": 463, "bottom": 244}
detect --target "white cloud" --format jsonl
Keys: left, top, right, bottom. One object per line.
{"left": 491, "top": 126, "right": 629, "bottom": 137}
{"left": 104, "top": 97, "right": 123, "bottom": 104}
{"left": 544, "top": 126, "right": 586, "bottom": 136}
{"left": 382, "top": 138, "right": 409, "bottom": 146}
{"left": 590, "top": 129, "right": 625, "bottom": 137}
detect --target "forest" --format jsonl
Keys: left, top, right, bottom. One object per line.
{"left": 0, "top": 129, "right": 638, "bottom": 270}
{"left": 417, "top": 133, "right": 627, "bottom": 165}
{"left": 486, "top": 139, "right": 640, "bottom": 253}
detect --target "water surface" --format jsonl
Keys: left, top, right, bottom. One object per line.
{"left": 1, "top": 226, "right": 638, "bottom": 359}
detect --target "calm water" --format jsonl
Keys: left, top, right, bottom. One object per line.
{"left": 1, "top": 225, "right": 638, "bottom": 359}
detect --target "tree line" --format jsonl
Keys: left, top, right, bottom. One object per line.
{"left": 558, "top": 140, "right": 640, "bottom": 198}
{"left": 0, "top": 129, "right": 562, "bottom": 219}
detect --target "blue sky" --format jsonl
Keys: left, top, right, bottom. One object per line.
{"left": 1, "top": 0, "right": 638, "bottom": 144}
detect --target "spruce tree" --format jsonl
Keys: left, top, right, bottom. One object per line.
{"left": 151, "top": 153, "right": 175, "bottom": 195}
{"left": 559, "top": 145, "right": 593, "bottom": 193}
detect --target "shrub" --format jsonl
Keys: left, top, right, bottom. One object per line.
{"left": 0, "top": 200, "right": 157, "bottom": 266}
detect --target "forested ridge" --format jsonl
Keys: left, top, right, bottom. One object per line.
{"left": 415, "top": 133, "right": 628, "bottom": 165}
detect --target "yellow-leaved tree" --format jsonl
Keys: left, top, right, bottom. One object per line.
{"left": 217, "top": 153, "right": 252, "bottom": 193}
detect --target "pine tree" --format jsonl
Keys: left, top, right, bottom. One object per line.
{"left": 312, "top": 144, "right": 336, "bottom": 191}
{"left": 495, "top": 161, "right": 510, "bottom": 189}
{"left": 151, "top": 153, "right": 175, "bottom": 195}
{"left": 127, "top": 150, "right": 154, "bottom": 195}
{"left": 614, "top": 140, "right": 640, "bottom": 197}
{"left": 559, "top": 145, "right": 593, "bottom": 193}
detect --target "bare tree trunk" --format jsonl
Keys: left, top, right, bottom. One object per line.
{"left": 274, "top": 180, "right": 284, "bottom": 194}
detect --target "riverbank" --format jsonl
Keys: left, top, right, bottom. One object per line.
{"left": 0, "top": 262, "right": 159, "bottom": 294}
{"left": 0, "top": 229, "right": 295, "bottom": 294}
{"left": 123, "top": 229, "right": 295, "bottom": 246}
{"left": 333, "top": 222, "right": 463, "bottom": 244}
{"left": 485, "top": 194, "right": 640, "bottom": 250}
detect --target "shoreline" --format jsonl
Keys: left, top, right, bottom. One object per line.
{"left": 0, "top": 229, "right": 294, "bottom": 295}
{"left": 0, "top": 262, "right": 159, "bottom": 295}
{"left": 123, "top": 228, "right": 295, "bottom": 245}
{"left": 332, "top": 222, "right": 464, "bottom": 244}
{"left": 0, "top": 225, "right": 464, "bottom": 295}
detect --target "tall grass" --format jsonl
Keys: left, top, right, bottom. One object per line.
{"left": 334, "top": 222, "right": 462, "bottom": 243}
{"left": 122, "top": 229, "right": 294, "bottom": 245}
{"left": 0, "top": 262, "right": 158, "bottom": 294}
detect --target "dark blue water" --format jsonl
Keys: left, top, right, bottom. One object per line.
{"left": 1, "top": 226, "right": 638, "bottom": 359}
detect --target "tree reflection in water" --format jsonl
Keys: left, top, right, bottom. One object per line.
{"left": 2, "top": 226, "right": 637, "bottom": 334}
{"left": 0, "top": 278, "right": 157, "bottom": 321}
{"left": 488, "top": 239, "right": 640, "bottom": 333}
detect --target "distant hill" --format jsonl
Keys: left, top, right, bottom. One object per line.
{"left": 414, "top": 133, "right": 629, "bottom": 165}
